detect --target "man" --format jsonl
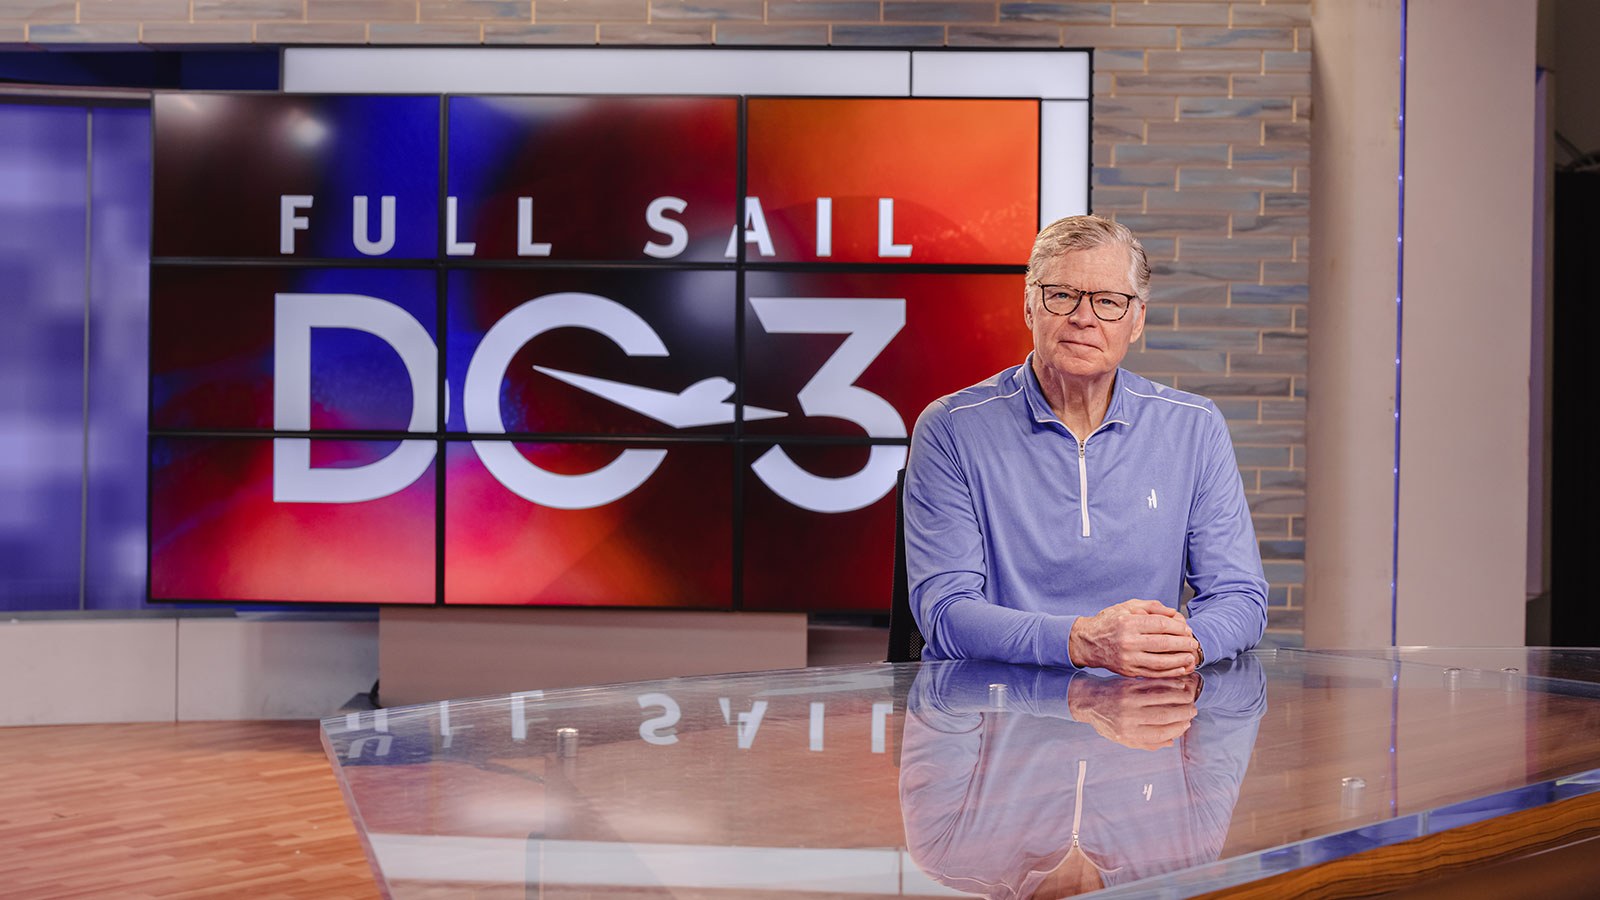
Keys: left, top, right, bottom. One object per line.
{"left": 905, "top": 215, "right": 1267, "bottom": 677}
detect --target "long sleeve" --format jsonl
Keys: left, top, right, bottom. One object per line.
{"left": 1183, "top": 412, "right": 1270, "bottom": 665}
{"left": 904, "top": 402, "right": 1078, "bottom": 668}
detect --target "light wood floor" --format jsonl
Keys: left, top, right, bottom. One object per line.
{"left": 0, "top": 721, "right": 380, "bottom": 899}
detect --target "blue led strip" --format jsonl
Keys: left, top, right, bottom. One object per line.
{"left": 1389, "top": 1, "right": 1409, "bottom": 797}
{"left": 1392, "top": 0, "right": 1409, "bottom": 647}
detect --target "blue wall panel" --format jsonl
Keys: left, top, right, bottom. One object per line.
{"left": 0, "top": 103, "right": 88, "bottom": 611}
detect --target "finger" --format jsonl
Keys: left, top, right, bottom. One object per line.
{"left": 1122, "top": 627, "right": 1199, "bottom": 649}
{"left": 1133, "top": 713, "right": 1196, "bottom": 738}
{"left": 1174, "top": 673, "right": 1201, "bottom": 692}
{"left": 1124, "top": 616, "right": 1197, "bottom": 638}
{"left": 1101, "top": 600, "right": 1150, "bottom": 617}
{"left": 1109, "top": 663, "right": 1192, "bottom": 679}
{"left": 1131, "top": 622, "right": 1191, "bottom": 646}
{"left": 1125, "top": 678, "right": 1195, "bottom": 698}
{"left": 1140, "top": 646, "right": 1201, "bottom": 665}
{"left": 1142, "top": 719, "right": 1196, "bottom": 745}
{"left": 1127, "top": 708, "right": 1197, "bottom": 733}
{"left": 1126, "top": 655, "right": 1199, "bottom": 678}
{"left": 1165, "top": 674, "right": 1203, "bottom": 702}
{"left": 1121, "top": 599, "right": 1181, "bottom": 617}
{"left": 1125, "top": 633, "right": 1202, "bottom": 655}
{"left": 1102, "top": 599, "right": 1174, "bottom": 619}
{"left": 1125, "top": 612, "right": 1189, "bottom": 630}
{"left": 1118, "top": 720, "right": 1191, "bottom": 751}
{"left": 1104, "top": 642, "right": 1198, "bottom": 677}
{"left": 1132, "top": 696, "right": 1200, "bottom": 719}
{"left": 1126, "top": 685, "right": 1201, "bottom": 709}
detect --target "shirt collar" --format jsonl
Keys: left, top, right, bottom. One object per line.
{"left": 1018, "top": 353, "right": 1135, "bottom": 434}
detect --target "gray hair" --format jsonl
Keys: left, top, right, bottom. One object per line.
{"left": 1025, "top": 214, "right": 1152, "bottom": 305}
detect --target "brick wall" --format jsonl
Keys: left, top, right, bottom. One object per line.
{"left": 1, "top": 0, "right": 1311, "bottom": 634}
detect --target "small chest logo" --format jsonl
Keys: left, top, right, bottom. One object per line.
{"left": 1147, "top": 489, "right": 1158, "bottom": 510}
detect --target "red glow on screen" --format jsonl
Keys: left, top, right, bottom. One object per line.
{"left": 746, "top": 98, "right": 1039, "bottom": 265}
{"left": 742, "top": 444, "right": 897, "bottom": 612}
{"left": 444, "top": 442, "right": 733, "bottom": 607}
{"left": 150, "top": 438, "right": 436, "bottom": 604}
{"left": 744, "top": 272, "right": 1035, "bottom": 439}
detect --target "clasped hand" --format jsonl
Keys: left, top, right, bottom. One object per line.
{"left": 1067, "top": 599, "right": 1201, "bottom": 678}
{"left": 1067, "top": 671, "right": 1201, "bottom": 751}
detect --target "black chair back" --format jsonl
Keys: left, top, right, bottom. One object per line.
{"left": 887, "top": 469, "right": 925, "bottom": 662}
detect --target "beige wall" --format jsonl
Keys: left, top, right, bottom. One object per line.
{"left": 0, "top": 618, "right": 378, "bottom": 724}
{"left": 1395, "top": 0, "right": 1536, "bottom": 646}
{"left": 1308, "top": 0, "right": 1539, "bottom": 647}
{"left": 1304, "top": 0, "right": 1400, "bottom": 647}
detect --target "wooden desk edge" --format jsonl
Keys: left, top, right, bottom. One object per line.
{"left": 1196, "top": 790, "right": 1600, "bottom": 900}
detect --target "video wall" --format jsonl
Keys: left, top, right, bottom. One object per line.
{"left": 149, "top": 91, "right": 1060, "bottom": 610}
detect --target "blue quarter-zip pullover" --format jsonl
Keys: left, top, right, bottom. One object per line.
{"left": 905, "top": 358, "right": 1268, "bottom": 668}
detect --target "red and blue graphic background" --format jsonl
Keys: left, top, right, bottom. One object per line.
{"left": 149, "top": 92, "right": 1039, "bottom": 609}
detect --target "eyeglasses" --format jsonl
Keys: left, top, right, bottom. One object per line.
{"left": 1035, "top": 283, "right": 1140, "bottom": 322}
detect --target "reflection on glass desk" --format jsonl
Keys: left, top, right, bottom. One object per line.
{"left": 322, "top": 650, "right": 1600, "bottom": 898}
{"left": 1306, "top": 646, "right": 1600, "bottom": 685}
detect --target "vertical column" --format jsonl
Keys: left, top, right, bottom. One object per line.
{"left": 1395, "top": 0, "right": 1537, "bottom": 645}
{"left": 1305, "top": 0, "right": 1404, "bottom": 647}
{"left": 1309, "top": 0, "right": 1540, "bottom": 648}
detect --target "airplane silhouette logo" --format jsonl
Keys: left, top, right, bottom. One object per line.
{"left": 534, "top": 366, "right": 787, "bottom": 429}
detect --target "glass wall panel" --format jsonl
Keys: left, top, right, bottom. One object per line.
{"left": 85, "top": 106, "right": 153, "bottom": 611}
